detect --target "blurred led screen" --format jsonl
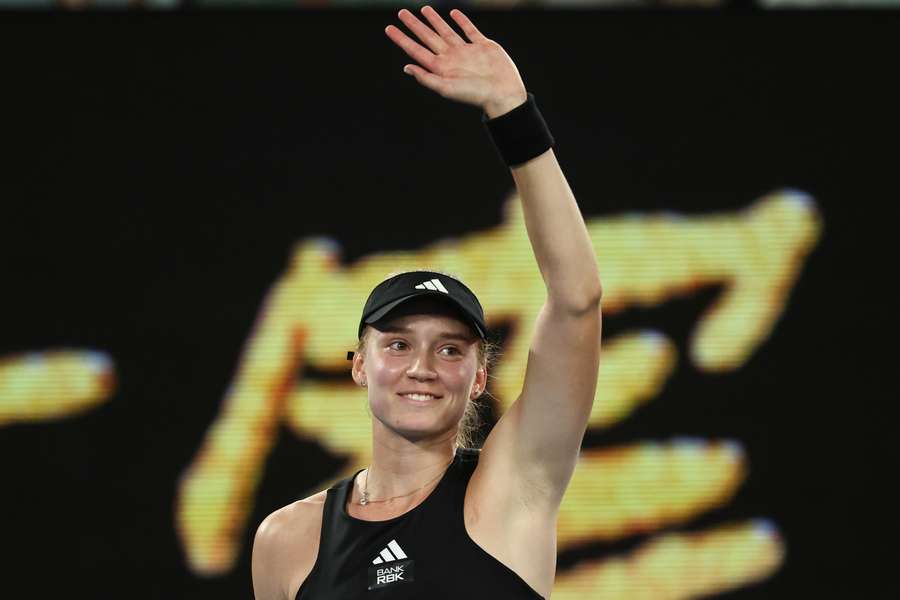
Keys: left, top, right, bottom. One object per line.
{"left": 1, "top": 12, "right": 883, "bottom": 600}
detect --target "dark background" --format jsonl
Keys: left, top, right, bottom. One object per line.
{"left": 1, "top": 11, "right": 896, "bottom": 599}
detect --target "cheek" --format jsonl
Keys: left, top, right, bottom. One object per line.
{"left": 442, "top": 362, "right": 478, "bottom": 392}
{"left": 368, "top": 357, "right": 405, "bottom": 387}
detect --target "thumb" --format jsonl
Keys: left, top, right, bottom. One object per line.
{"left": 403, "top": 64, "right": 447, "bottom": 96}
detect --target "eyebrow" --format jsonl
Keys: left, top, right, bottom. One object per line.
{"left": 378, "top": 325, "right": 474, "bottom": 342}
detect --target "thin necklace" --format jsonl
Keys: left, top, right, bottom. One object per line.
{"left": 360, "top": 457, "right": 455, "bottom": 506}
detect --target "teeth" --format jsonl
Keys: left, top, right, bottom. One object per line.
{"left": 403, "top": 393, "right": 436, "bottom": 401}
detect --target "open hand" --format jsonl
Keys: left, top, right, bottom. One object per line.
{"left": 385, "top": 7, "right": 528, "bottom": 118}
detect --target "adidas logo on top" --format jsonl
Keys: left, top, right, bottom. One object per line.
{"left": 372, "top": 539, "right": 408, "bottom": 564}
{"left": 368, "top": 539, "right": 414, "bottom": 589}
{"left": 415, "top": 278, "right": 449, "bottom": 294}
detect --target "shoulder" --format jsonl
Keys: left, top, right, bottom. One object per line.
{"left": 258, "top": 490, "right": 328, "bottom": 541}
{"left": 252, "top": 491, "right": 329, "bottom": 600}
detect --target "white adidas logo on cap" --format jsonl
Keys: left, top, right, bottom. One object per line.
{"left": 415, "top": 278, "right": 449, "bottom": 294}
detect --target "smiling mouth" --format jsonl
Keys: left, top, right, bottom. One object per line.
{"left": 398, "top": 393, "right": 442, "bottom": 402}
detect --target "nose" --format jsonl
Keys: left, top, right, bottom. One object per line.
{"left": 405, "top": 349, "right": 437, "bottom": 381}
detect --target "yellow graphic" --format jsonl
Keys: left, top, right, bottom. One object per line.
{"left": 0, "top": 188, "right": 820, "bottom": 597}
{"left": 176, "top": 188, "right": 820, "bottom": 598}
{"left": 557, "top": 441, "right": 745, "bottom": 545}
{"left": 553, "top": 520, "right": 784, "bottom": 599}
{"left": 0, "top": 350, "right": 114, "bottom": 426}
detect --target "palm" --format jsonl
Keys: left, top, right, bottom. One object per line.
{"left": 385, "top": 7, "right": 527, "bottom": 112}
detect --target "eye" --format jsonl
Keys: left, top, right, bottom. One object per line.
{"left": 439, "top": 346, "right": 461, "bottom": 357}
{"left": 388, "top": 340, "right": 408, "bottom": 351}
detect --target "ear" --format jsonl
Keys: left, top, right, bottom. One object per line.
{"left": 471, "top": 365, "right": 487, "bottom": 399}
{"left": 351, "top": 349, "right": 367, "bottom": 387}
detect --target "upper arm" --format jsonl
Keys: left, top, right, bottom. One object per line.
{"left": 252, "top": 494, "right": 326, "bottom": 600}
{"left": 252, "top": 511, "right": 291, "bottom": 600}
{"left": 481, "top": 298, "right": 602, "bottom": 507}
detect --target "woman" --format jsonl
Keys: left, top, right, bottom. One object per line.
{"left": 252, "top": 6, "right": 602, "bottom": 599}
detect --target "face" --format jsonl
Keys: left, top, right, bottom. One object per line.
{"left": 353, "top": 298, "right": 486, "bottom": 443}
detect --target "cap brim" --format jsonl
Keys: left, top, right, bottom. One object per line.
{"left": 363, "top": 292, "right": 486, "bottom": 339}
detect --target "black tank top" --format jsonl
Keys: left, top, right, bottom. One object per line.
{"left": 295, "top": 447, "right": 546, "bottom": 600}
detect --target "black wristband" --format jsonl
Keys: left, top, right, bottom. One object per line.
{"left": 481, "top": 92, "right": 555, "bottom": 168}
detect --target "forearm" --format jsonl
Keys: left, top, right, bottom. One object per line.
{"left": 483, "top": 94, "right": 601, "bottom": 312}
{"left": 511, "top": 147, "right": 602, "bottom": 313}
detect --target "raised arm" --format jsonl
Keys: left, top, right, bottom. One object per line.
{"left": 483, "top": 95, "right": 602, "bottom": 507}
{"left": 502, "top": 146, "right": 603, "bottom": 503}
{"left": 386, "top": 6, "right": 602, "bottom": 507}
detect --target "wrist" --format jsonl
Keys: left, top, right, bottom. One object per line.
{"left": 481, "top": 92, "right": 555, "bottom": 168}
{"left": 483, "top": 92, "right": 529, "bottom": 120}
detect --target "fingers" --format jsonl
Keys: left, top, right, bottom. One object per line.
{"left": 384, "top": 6, "right": 487, "bottom": 80}
{"left": 449, "top": 8, "right": 488, "bottom": 43}
{"left": 397, "top": 8, "right": 448, "bottom": 54}
{"left": 385, "top": 23, "right": 437, "bottom": 72}
{"left": 419, "top": 6, "right": 465, "bottom": 45}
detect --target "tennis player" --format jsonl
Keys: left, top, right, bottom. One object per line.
{"left": 252, "top": 7, "right": 602, "bottom": 599}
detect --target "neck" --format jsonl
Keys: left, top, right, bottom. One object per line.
{"left": 362, "top": 424, "right": 457, "bottom": 501}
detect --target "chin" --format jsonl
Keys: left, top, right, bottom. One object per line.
{"left": 376, "top": 414, "right": 452, "bottom": 441}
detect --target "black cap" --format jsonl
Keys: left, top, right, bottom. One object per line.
{"left": 356, "top": 271, "right": 488, "bottom": 340}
